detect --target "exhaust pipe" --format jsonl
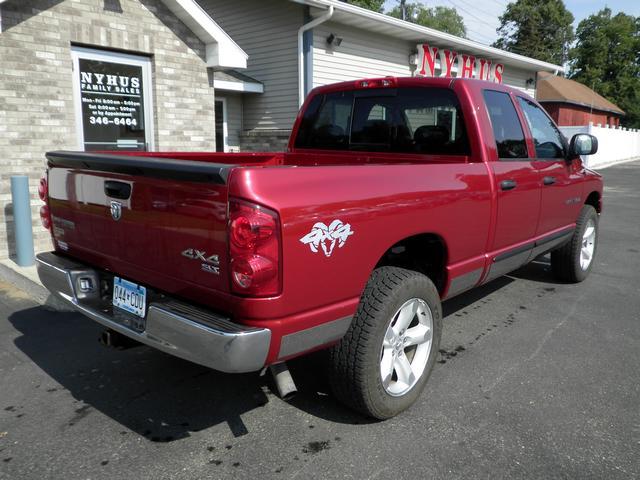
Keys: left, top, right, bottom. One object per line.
{"left": 269, "top": 362, "right": 297, "bottom": 400}
{"left": 99, "top": 329, "right": 142, "bottom": 350}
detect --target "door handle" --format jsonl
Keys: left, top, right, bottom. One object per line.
{"left": 500, "top": 179, "right": 517, "bottom": 191}
{"left": 543, "top": 176, "right": 556, "bottom": 185}
{"left": 104, "top": 181, "right": 132, "bottom": 200}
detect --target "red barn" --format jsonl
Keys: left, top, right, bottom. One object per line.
{"left": 536, "top": 71, "right": 624, "bottom": 127}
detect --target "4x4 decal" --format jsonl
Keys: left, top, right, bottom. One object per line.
{"left": 181, "top": 248, "right": 220, "bottom": 274}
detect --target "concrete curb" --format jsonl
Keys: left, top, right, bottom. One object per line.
{"left": 0, "top": 261, "right": 72, "bottom": 311}
{"left": 590, "top": 157, "right": 640, "bottom": 170}
{"left": 0, "top": 261, "right": 47, "bottom": 303}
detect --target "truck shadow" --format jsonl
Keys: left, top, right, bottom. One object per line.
{"left": 8, "top": 259, "right": 562, "bottom": 438}
{"left": 8, "top": 305, "right": 380, "bottom": 440}
{"left": 8, "top": 306, "right": 272, "bottom": 442}
{"left": 442, "top": 276, "right": 513, "bottom": 317}
{"left": 507, "top": 254, "right": 571, "bottom": 285}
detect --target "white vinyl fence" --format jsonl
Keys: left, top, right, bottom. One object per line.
{"left": 559, "top": 123, "right": 640, "bottom": 169}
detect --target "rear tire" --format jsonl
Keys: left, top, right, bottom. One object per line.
{"left": 551, "top": 205, "right": 598, "bottom": 282}
{"left": 328, "top": 267, "right": 442, "bottom": 419}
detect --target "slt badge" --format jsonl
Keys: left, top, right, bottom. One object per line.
{"left": 181, "top": 248, "right": 220, "bottom": 274}
{"left": 300, "top": 219, "right": 354, "bottom": 257}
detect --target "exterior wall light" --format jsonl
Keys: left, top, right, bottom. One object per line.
{"left": 326, "top": 33, "right": 343, "bottom": 47}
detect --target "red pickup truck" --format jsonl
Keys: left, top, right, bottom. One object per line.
{"left": 36, "top": 77, "right": 602, "bottom": 419}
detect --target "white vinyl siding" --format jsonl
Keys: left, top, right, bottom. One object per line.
{"left": 200, "top": 0, "right": 302, "bottom": 131}
{"left": 501, "top": 67, "right": 537, "bottom": 97}
{"left": 202, "top": 0, "right": 538, "bottom": 132}
{"left": 312, "top": 22, "right": 537, "bottom": 97}
{"left": 312, "top": 22, "right": 413, "bottom": 88}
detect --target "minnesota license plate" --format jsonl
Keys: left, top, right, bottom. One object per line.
{"left": 113, "top": 277, "right": 147, "bottom": 318}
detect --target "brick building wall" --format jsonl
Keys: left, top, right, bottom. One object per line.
{"left": 239, "top": 130, "right": 291, "bottom": 152}
{"left": 0, "top": 0, "right": 216, "bottom": 260}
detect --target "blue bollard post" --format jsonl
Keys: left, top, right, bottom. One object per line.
{"left": 10, "top": 175, "right": 35, "bottom": 266}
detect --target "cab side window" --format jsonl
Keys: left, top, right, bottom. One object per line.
{"left": 517, "top": 97, "right": 566, "bottom": 159}
{"left": 483, "top": 90, "right": 528, "bottom": 159}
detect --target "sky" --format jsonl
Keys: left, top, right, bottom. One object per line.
{"left": 382, "top": 0, "right": 640, "bottom": 46}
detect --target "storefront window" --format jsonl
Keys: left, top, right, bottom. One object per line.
{"left": 71, "top": 47, "right": 154, "bottom": 151}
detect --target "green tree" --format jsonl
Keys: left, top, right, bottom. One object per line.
{"left": 341, "top": 0, "right": 385, "bottom": 13}
{"left": 493, "top": 0, "right": 574, "bottom": 65}
{"left": 570, "top": 8, "right": 640, "bottom": 128}
{"left": 387, "top": 3, "right": 467, "bottom": 38}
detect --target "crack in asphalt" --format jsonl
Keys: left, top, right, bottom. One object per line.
{"left": 483, "top": 291, "right": 585, "bottom": 393}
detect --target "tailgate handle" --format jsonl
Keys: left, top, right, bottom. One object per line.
{"left": 104, "top": 181, "right": 131, "bottom": 200}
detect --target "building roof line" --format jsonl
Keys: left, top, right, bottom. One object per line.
{"left": 536, "top": 71, "right": 624, "bottom": 115}
{"left": 538, "top": 99, "right": 624, "bottom": 116}
{"left": 147, "top": 0, "right": 248, "bottom": 69}
{"left": 0, "top": 0, "right": 249, "bottom": 69}
{"left": 289, "top": 0, "right": 565, "bottom": 73}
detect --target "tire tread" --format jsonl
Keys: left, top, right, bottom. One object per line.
{"left": 551, "top": 205, "right": 598, "bottom": 283}
{"left": 328, "top": 267, "right": 440, "bottom": 419}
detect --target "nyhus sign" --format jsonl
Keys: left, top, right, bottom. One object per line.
{"left": 415, "top": 43, "right": 505, "bottom": 84}
{"left": 78, "top": 59, "right": 146, "bottom": 151}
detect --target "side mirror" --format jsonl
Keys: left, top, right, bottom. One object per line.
{"left": 569, "top": 133, "right": 598, "bottom": 157}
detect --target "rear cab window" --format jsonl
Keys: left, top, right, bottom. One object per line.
{"left": 483, "top": 90, "right": 528, "bottom": 160}
{"left": 294, "top": 87, "right": 470, "bottom": 156}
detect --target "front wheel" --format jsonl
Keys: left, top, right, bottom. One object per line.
{"left": 328, "top": 267, "right": 442, "bottom": 419}
{"left": 551, "top": 205, "right": 599, "bottom": 282}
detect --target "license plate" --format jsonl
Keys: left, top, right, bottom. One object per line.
{"left": 113, "top": 277, "right": 147, "bottom": 318}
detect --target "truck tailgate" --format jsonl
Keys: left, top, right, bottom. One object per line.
{"left": 45, "top": 151, "right": 233, "bottom": 297}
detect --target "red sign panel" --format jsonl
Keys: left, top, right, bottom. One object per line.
{"left": 416, "top": 44, "right": 504, "bottom": 84}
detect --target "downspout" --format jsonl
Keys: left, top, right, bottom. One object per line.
{"left": 298, "top": 5, "right": 334, "bottom": 107}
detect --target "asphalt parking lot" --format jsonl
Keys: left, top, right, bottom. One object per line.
{"left": 1, "top": 161, "right": 639, "bottom": 479}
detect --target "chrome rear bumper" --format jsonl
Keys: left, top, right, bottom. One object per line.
{"left": 36, "top": 252, "right": 271, "bottom": 373}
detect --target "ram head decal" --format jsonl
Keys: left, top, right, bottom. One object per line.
{"left": 299, "top": 219, "right": 354, "bottom": 257}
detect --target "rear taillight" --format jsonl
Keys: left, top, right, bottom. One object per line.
{"left": 40, "top": 205, "right": 51, "bottom": 230}
{"left": 38, "top": 174, "right": 48, "bottom": 202}
{"left": 39, "top": 172, "right": 51, "bottom": 230}
{"left": 229, "top": 199, "right": 281, "bottom": 296}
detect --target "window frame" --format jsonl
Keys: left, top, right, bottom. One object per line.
{"left": 482, "top": 89, "right": 530, "bottom": 162}
{"left": 70, "top": 46, "right": 155, "bottom": 151}
{"left": 214, "top": 97, "right": 228, "bottom": 153}
{"left": 515, "top": 95, "right": 568, "bottom": 161}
